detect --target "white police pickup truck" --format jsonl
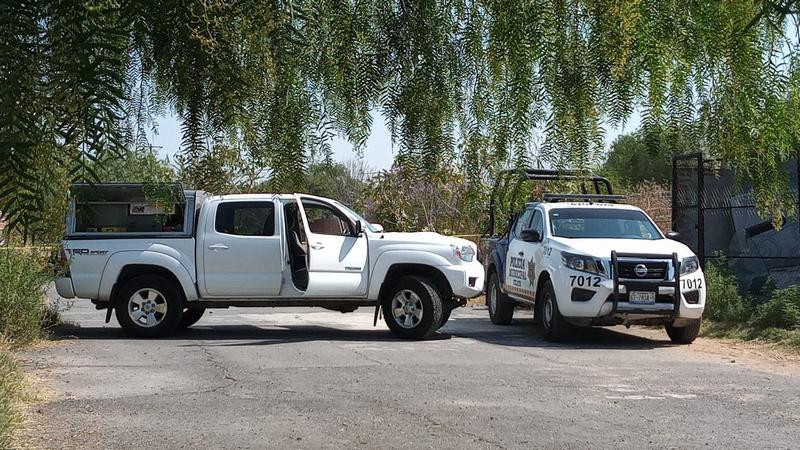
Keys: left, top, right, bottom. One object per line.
{"left": 483, "top": 181, "right": 706, "bottom": 344}
{"left": 54, "top": 184, "right": 483, "bottom": 339}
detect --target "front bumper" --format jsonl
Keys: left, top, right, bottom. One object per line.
{"left": 54, "top": 276, "right": 76, "bottom": 298}
{"left": 555, "top": 252, "right": 705, "bottom": 321}
{"left": 438, "top": 260, "right": 484, "bottom": 299}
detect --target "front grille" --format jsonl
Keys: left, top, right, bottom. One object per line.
{"left": 617, "top": 261, "right": 668, "bottom": 279}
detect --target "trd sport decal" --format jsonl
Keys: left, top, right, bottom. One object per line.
{"left": 66, "top": 248, "right": 109, "bottom": 256}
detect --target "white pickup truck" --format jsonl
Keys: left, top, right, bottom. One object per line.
{"left": 55, "top": 184, "right": 483, "bottom": 339}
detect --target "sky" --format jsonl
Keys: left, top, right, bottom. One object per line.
{"left": 149, "top": 110, "right": 641, "bottom": 171}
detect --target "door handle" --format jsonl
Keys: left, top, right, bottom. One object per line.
{"left": 310, "top": 242, "right": 325, "bottom": 250}
{"left": 518, "top": 251, "right": 524, "bottom": 256}
{"left": 209, "top": 243, "right": 229, "bottom": 250}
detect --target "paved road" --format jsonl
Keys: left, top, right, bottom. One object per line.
{"left": 22, "top": 299, "right": 800, "bottom": 449}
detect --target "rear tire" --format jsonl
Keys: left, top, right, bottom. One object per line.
{"left": 538, "top": 279, "right": 569, "bottom": 342}
{"left": 178, "top": 308, "right": 205, "bottom": 329}
{"left": 383, "top": 276, "right": 443, "bottom": 339}
{"left": 115, "top": 275, "right": 183, "bottom": 338}
{"left": 487, "top": 272, "right": 514, "bottom": 325}
{"left": 438, "top": 306, "right": 452, "bottom": 330}
{"left": 665, "top": 319, "right": 701, "bottom": 344}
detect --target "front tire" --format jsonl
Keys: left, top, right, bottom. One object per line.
{"left": 383, "top": 276, "right": 443, "bottom": 339}
{"left": 487, "top": 272, "right": 514, "bottom": 325}
{"left": 115, "top": 275, "right": 183, "bottom": 337}
{"left": 178, "top": 308, "right": 205, "bottom": 329}
{"left": 665, "top": 319, "right": 701, "bottom": 344}
{"left": 538, "top": 279, "right": 569, "bottom": 341}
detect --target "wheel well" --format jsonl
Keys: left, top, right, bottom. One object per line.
{"left": 112, "top": 265, "right": 186, "bottom": 305}
{"left": 485, "top": 263, "right": 497, "bottom": 306}
{"left": 534, "top": 270, "right": 552, "bottom": 311}
{"left": 486, "top": 263, "right": 497, "bottom": 278}
{"left": 379, "top": 264, "right": 453, "bottom": 302}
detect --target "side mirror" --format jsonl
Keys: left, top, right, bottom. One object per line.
{"left": 371, "top": 223, "right": 384, "bottom": 232}
{"left": 520, "top": 229, "right": 541, "bottom": 243}
{"left": 353, "top": 220, "right": 363, "bottom": 237}
{"left": 666, "top": 230, "right": 681, "bottom": 240}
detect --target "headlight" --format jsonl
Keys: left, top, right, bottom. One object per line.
{"left": 561, "top": 252, "right": 606, "bottom": 276}
{"left": 680, "top": 256, "right": 699, "bottom": 275}
{"left": 451, "top": 244, "right": 475, "bottom": 262}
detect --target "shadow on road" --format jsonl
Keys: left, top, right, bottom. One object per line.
{"left": 51, "top": 316, "right": 675, "bottom": 351}
{"left": 444, "top": 316, "right": 676, "bottom": 350}
{"left": 51, "top": 323, "right": 419, "bottom": 343}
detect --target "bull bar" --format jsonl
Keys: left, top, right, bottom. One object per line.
{"left": 610, "top": 251, "right": 681, "bottom": 318}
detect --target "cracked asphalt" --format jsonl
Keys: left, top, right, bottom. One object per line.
{"left": 21, "top": 298, "right": 800, "bottom": 449}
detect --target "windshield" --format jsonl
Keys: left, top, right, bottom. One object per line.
{"left": 549, "top": 208, "right": 661, "bottom": 240}
{"left": 335, "top": 202, "right": 379, "bottom": 233}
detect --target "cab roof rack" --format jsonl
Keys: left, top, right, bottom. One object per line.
{"left": 486, "top": 168, "right": 617, "bottom": 237}
{"left": 515, "top": 169, "right": 614, "bottom": 195}
{"left": 542, "top": 193, "right": 625, "bottom": 203}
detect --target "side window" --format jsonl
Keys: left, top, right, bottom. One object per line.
{"left": 304, "top": 203, "right": 352, "bottom": 236}
{"left": 215, "top": 202, "right": 275, "bottom": 236}
{"left": 512, "top": 209, "right": 534, "bottom": 238}
{"left": 531, "top": 210, "right": 544, "bottom": 235}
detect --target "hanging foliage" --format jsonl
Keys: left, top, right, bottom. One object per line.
{"left": 2, "top": 0, "right": 800, "bottom": 239}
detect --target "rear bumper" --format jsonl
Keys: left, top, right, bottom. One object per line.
{"left": 54, "top": 276, "right": 76, "bottom": 298}
{"left": 438, "top": 261, "right": 484, "bottom": 299}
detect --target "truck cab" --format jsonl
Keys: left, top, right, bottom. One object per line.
{"left": 55, "top": 184, "right": 483, "bottom": 339}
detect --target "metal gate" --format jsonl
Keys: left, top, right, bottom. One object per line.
{"left": 672, "top": 155, "right": 800, "bottom": 293}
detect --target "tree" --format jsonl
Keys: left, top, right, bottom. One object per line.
{"left": 2, "top": 1, "right": 800, "bottom": 239}
{"left": 367, "top": 165, "right": 486, "bottom": 234}
{"left": 94, "top": 148, "right": 176, "bottom": 184}
{"left": 603, "top": 132, "right": 671, "bottom": 187}
{"left": 303, "top": 160, "right": 372, "bottom": 212}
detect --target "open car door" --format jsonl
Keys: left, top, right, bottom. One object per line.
{"left": 295, "top": 194, "right": 369, "bottom": 297}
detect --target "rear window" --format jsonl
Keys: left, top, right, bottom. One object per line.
{"left": 549, "top": 208, "right": 661, "bottom": 240}
{"left": 75, "top": 203, "right": 185, "bottom": 233}
{"left": 71, "top": 184, "right": 187, "bottom": 234}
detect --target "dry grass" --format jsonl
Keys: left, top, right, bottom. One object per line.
{"left": 625, "top": 181, "right": 672, "bottom": 231}
{"left": 0, "top": 248, "right": 62, "bottom": 445}
{"left": 0, "top": 344, "right": 25, "bottom": 448}
{"left": 466, "top": 295, "right": 485, "bottom": 307}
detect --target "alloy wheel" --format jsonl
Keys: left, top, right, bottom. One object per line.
{"left": 128, "top": 288, "right": 168, "bottom": 328}
{"left": 391, "top": 289, "right": 424, "bottom": 329}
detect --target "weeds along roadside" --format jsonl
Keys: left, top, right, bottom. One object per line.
{"left": 703, "top": 261, "right": 800, "bottom": 350}
{"left": 0, "top": 343, "right": 25, "bottom": 448}
{"left": 0, "top": 246, "right": 62, "bottom": 446}
{"left": 622, "top": 182, "right": 800, "bottom": 350}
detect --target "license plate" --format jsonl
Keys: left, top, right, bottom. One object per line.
{"left": 629, "top": 291, "right": 656, "bottom": 305}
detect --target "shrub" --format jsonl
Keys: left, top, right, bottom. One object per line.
{"left": 703, "top": 262, "right": 752, "bottom": 323}
{"left": 0, "top": 349, "right": 23, "bottom": 447}
{"left": 751, "top": 286, "right": 800, "bottom": 330}
{"left": 0, "top": 248, "right": 51, "bottom": 345}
